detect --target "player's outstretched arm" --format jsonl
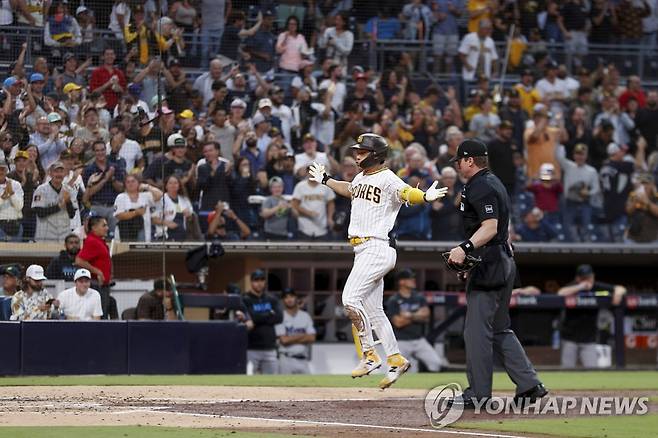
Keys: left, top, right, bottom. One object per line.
{"left": 309, "top": 162, "right": 352, "bottom": 198}
{"left": 399, "top": 181, "right": 448, "bottom": 205}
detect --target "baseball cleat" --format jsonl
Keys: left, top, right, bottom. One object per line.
{"left": 379, "top": 353, "right": 411, "bottom": 389}
{"left": 351, "top": 348, "right": 382, "bottom": 378}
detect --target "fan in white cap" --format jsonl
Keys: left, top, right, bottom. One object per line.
{"left": 26, "top": 265, "right": 47, "bottom": 281}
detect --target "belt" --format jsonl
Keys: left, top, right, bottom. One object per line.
{"left": 349, "top": 236, "right": 372, "bottom": 246}
{"left": 282, "top": 353, "right": 308, "bottom": 360}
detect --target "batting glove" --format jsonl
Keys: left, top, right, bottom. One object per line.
{"left": 423, "top": 181, "right": 449, "bottom": 202}
{"left": 309, "top": 162, "right": 330, "bottom": 184}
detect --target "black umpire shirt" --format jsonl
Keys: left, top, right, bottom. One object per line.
{"left": 385, "top": 291, "right": 429, "bottom": 341}
{"left": 460, "top": 168, "right": 510, "bottom": 244}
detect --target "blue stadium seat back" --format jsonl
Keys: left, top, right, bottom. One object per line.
{"left": 0, "top": 297, "right": 12, "bottom": 321}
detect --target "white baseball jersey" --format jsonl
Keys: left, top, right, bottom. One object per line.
{"left": 348, "top": 168, "right": 407, "bottom": 240}
{"left": 32, "top": 182, "right": 76, "bottom": 241}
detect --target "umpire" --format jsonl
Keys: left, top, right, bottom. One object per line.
{"left": 447, "top": 139, "right": 547, "bottom": 407}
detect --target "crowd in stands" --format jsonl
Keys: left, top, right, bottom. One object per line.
{"left": 0, "top": 0, "right": 656, "bottom": 244}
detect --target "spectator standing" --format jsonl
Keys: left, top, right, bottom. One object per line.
{"left": 318, "top": 12, "right": 354, "bottom": 72}
{"left": 193, "top": 59, "right": 226, "bottom": 106}
{"left": 626, "top": 173, "right": 658, "bottom": 242}
{"left": 200, "top": 0, "right": 230, "bottom": 68}
{"left": 590, "top": 0, "right": 618, "bottom": 45}
{"left": 10, "top": 265, "right": 56, "bottom": 321}
{"left": 514, "top": 69, "right": 542, "bottom": 116}
{"left": 364, "top": 8, "right": 402, "bottom": 41}
{"left": 75, "top": 215, "right": 112, "bottom": 318}
{"left": 269, "top": 86, "right": 294, "bottom": 145}
{"left": 136, "top": 278, "right": 176, "bottom": 320}
{"left": 43, "top": 1, "right": 82, "bottom": 58}
{"left": 292, "top": 170, "right": 336, "bottom": 240}
{"left": 344, "top": 73, "right": 379, "bottom": 128}
{"left": 153, "top": 175, "right": 196, "bottom": 241}
{"left": 57, "top": 269, "right": 103, "bottom": 321}
{"left": 243, "top": 269, "right": 284, "bottom": 375}
{"left": 527, "top": 163, "right": 563, "bottom": 225}
{"left": 219, "top": 11, "right": 263, "bottom": 63}
{"left": 208, "top": 108, "right": 237, "bottom": 163}
{"left": 82, "top": 140, "right": 127, "bottom": 235}
{"left": 386, "top": 269, "right": 442, "bottom": 372}
{"left": 565, "top": 106, "right": 593, "bottom": 158}
{"left": 642, "top": 0, "right": 658, "bottom": 48}
{"left": 401, "top": 0, "right": 433, "bottom": 40}
{"left": 74, "top": 107, "right": 110, "bottom": 144}
{"left": 244, "top": 10, "right": 277, "bottom": 74}
{"left": 261, "top": 176, "right": 292, "bottom": 240}
{"left": 294, "top": 133, "right": 334, "bottom": 178}
{"left": 197, "top": 141, "right": 231, "bottom": 212}
{"left": 487, "top": 121, "right": 518, "bottom": 196}
{"left": 8, "top": 151, "right": 39, "bottom": 241}
{"left": 558, "top": 0, "right": 589, "bottom": 66}
{"left": 498, "top": 89, "right": 529, "bottom": 152}
{"left": 535, "top": 61, "right": 570, "bottom": 116}
{"left": 619, "top": 76, "right": 647, "bottom": 111}
{"left": 635, "top": 90, "right": 658, "bottom": 153}
{"left": 556, "top": 144, "right": 601, "bottom": 241}
{"left": 458, "top": 19, "right": 498, "bottom": 82}
{"left": 108, "top": 124, "right": 143, "bottom": 174}
{"left": 114, "top": 174, "right": 163, "bottom": 242}
{"left": 557, "top": 264, "right": 626, "bottom": 368}
{"left": 32, "top": 161, "right": 76, "bottom": 241}
{"left": 467, "top": 0, "right": 495, "bottom": 33}
{"left": 29, "top": 116, "right": 67, "bottom": 171}
{"left": 594, "top": 95, "right": 635, "bottom": 149}
{"left": 430, "top": 0, "right": 464, "bottom": 74}
{"left": 524, "top": 103, "right": 566, "bottom": 180}
{"left": 430, "top": 166, "right": 463, "bottom": 241}
{"left": 616, "top": 0, "right": 651, "bottom": 45}
{"left": 275, "top": 288, "right": 316, "bottom": 374}
{"left": 0, "top": 160, "right": 24, "bottom": 241}
{"left": 276, "top": 15, "right": 309, "bottom": 74}
{"left": 600, "top": 142, "right": 637, "bottom": 241}
{"left": 45, "top": 234, "right": 80, "bottom": 281}
{"left": 89, "top": 48, "right": 127, "bottom": 111}
{"left": 469, "top": 96, "right": 500, "bottom": 143}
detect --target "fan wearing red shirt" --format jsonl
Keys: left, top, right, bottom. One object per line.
{"left": 89, "top": 48, "right": 127, "bottom": 110}
{"left": 618, "top": 76, "right": 646, "bottom": 110}
{"left": 76, "top": 216, "right": 113, "bottom": 318}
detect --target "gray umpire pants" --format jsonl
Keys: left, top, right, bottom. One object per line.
{"left": 398, "top": 338, "right": 441, "bottom": 372}
{"left": 247, "top": 349, "right": 278, "bottom": 374}
{"left": 463, "top": 247, "right": 541, "bottom": 399}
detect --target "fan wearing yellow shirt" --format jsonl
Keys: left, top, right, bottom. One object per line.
{"left": 515, "top": 69, "right": 542, "bottom": 116}
{"left": 467, "top": 0, "right": 495, "bottom": 33}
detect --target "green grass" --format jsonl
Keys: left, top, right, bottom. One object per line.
{"left": 0, "top": 427, "right": 303, "bottom": 438}
{"left": 0, "top": 371, "right": 657, "bottom": 391}
{"left": 456, "top": 414, "right": 658, "bottom": 438}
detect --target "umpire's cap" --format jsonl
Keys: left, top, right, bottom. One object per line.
{"left": 397, "top": 268, "right": 416, "bottom": 281}
{"left": 449, "top": 139, "right": 488, "bottom": 163}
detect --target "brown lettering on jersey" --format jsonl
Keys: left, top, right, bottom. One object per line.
{"left": 351, "top": 184, "right": 382, "bottom": 204}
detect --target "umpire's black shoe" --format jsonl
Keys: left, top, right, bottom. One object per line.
{"left": 447, "top": 396, "right": 490, "bottom": 410}
{"left": 514, "top": 383, "right": 549, "bottom": 403}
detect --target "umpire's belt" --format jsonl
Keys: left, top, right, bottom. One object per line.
{"left": 349, "top": 236, "right": 372, "bottom": 246}
{"left": 281, "top": 353, "right": 308, "bottom": 360}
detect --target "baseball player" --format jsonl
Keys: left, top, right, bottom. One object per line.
{"left": 309, "top": 133, "right": 447, "bottom": 389}
{"left": 275, "top": 288, "right": 316, "bottom": 374}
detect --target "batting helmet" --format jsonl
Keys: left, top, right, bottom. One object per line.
{"left": 350, "top": 133, "right": 389, "bottom": 169}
